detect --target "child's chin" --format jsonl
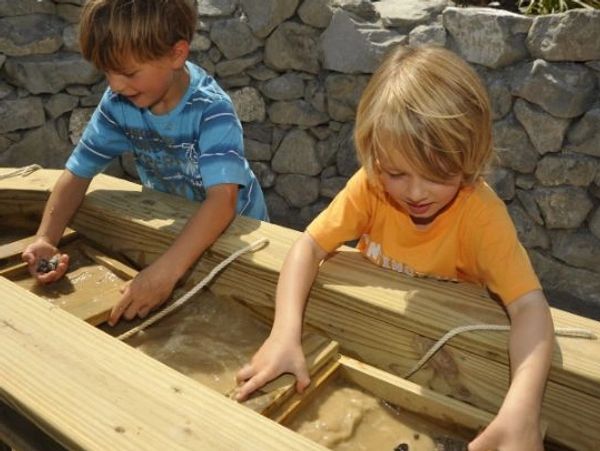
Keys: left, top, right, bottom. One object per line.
{"left": 126, "top": 95, "right": 144, "bottom": 107}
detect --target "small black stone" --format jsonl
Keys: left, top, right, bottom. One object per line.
{"left": 37, "top": 255, "right": 59, "bottom": 273}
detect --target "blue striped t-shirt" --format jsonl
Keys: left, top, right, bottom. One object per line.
{"left": 66, "top": 61, "right": 268, "bottom": 221}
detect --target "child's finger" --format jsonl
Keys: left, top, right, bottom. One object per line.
{"left": 294, "top": 369, "right": 311, "bottom": 393}
{"left": 22, "top": 251, "right": 42, "bottom": 277}
{"left": 33, "top": 253, "right": 69, "bottom": 284}
{"left": 235, "top": 370, "right": 271, "bottom": 401}
{"left": 36, "top": 271, "right": 55, "bottom": 284}
{"left": 21, "top": 251, "right": 35, "bottom": 266}
{"left": 109, "top": 290, "right": 132, "bottom": 326}
{"left": 138, "top": 305, "right": 151, "bottom": 318}
{"left": 467, "top": 426, "right": 497, "bottom": 451}
{"left": 52, "top": 255, "right": 69, "bottom": 280}
{"left": 123, "top": 301, "right": 141, "bottom": 321}
{"left": 236, "top": 363, "right": 255, "bottom": 384}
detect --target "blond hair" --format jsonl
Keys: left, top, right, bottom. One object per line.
{"left": 355, "top": 45, "right": 493, "bottom": 186}
{"left": 79, "top": 0, "right": 197, "bottom": 71}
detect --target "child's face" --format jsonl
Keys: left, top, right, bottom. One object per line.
{"left": 105, "top": 51, "right": 187, "bottom": 115}
{"left": 378, "top": 153, "right": 462, "bottom": 226}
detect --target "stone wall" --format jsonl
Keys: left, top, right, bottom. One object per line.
{"left": 0, "top": 0, "right": 599, "bottom": 317}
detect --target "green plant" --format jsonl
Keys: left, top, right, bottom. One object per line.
{"left": 518, "top": 0, "right": 600, "bottom": 14}
{"left": 454, "top": 0, "right": 600, "bottom": 14}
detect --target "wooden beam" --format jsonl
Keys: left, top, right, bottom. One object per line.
{"left": 338, "top": 355, "right": 493, "bottom": 433}
{"left": 0, "top": 277, "right": 326, "bottom": 450}
{"left": 0, "top": 228, "right": 78, "bottom": 261}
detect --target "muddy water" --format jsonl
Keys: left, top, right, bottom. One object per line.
{"left": 121, "top": 291, "right": 271, "bottom": 395}
{"left": 288, "top": 378, "right": 468, "bottom": 451}
{"left": 11, "top": 247, "right": 124, "bottom": 309}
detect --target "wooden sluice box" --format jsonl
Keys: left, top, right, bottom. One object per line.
{"left": 0, "top": 215, "right": 494, "bottom": 450}
{"left": 1, "top": 168, "right": 599, "bottom": 450}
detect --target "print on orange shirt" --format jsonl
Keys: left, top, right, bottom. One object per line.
{"left": 359, "top": 234, "right": 459, "bottom": 283}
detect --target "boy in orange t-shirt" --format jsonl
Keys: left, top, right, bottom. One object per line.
{"left": 236, "top": 45, "right": 554, "bottom": 451}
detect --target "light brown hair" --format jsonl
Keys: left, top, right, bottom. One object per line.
{"left": 355, "top": 45, "right": 493, "bottom": 186}
{"left": 79, "top": 0, "right": 197, "bottom": 71}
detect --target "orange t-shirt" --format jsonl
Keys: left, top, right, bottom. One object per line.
{"left": 307, "top": 168, "right": 540, "bottom": 305}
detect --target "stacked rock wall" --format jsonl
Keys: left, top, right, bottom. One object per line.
{"left": 0, "top": 0, "right": 598, "bottom": 316}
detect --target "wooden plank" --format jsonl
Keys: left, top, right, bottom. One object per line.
{"left": 0, "top": 228, "right": 78, "bottom": 261}
{"left": 270, "top": 359, "right": 341, "bottom": 425}
{"left": 0, "top": 261, "right": 28, "bottom": 278}
{"left": 78, "top": 241, "right": 139, "bottom": 280}
{"left": 0, "top": 277, "right": 326, "bottom": 451}
{"left": 1, "top": 169, "right": 599, "bottom": 449}
{"left": 338, "top": 355, "right": 494, "bottom": 433}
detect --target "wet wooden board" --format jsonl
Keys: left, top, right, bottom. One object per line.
{"left": 1, "top": 240, "right": 136, "bottom": 326}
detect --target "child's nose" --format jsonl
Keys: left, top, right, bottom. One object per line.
{"left": 407, "top": 178, "right": 427, "bottom": 202}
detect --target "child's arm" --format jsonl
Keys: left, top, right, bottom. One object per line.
{"left": 22, "top": 169, "right": 91, "bottom": 283}
{"left": 234, "top": 232, "right": 328, "bottom": 401}
{"left": 108, "top": 183, "right": 238, "bottom": 325}
{"left": 469, "top": 289, "right": 554, "bottom": 451}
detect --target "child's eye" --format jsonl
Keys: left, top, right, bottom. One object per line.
{"left": 387, "top": 171, "right": 406, "bottom": 179}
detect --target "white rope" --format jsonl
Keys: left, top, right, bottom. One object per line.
{"left": 0, "top": 164, "right": 42, "bottom": 180}
{"left": 117, "top": 237, "right": 269, "bottom": 341}
{"left": 403, "top": 324, "right": 596, "bottom": 379}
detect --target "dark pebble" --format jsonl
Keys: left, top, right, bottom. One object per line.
{"left": 37, "top": 255, "right": 59, "bottom": 273}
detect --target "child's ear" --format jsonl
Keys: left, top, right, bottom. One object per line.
{"left": 170, "top": 40, "right": 190, "bottom": 68}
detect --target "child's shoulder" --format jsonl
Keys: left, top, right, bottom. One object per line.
{"left": 186, "top": 61, "right": 232, "bottom": 106}
{"left": 460, "top": 179, "right": 511, "bottom": 223}
{"left": 467, "top": 180, "right": 505, "bottom": 207}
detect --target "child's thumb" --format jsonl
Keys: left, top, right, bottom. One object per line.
{"left": 295, "top": 368, "right": 311, "bottom": 393}
{"left": 467, "top": 427, "right": 495, "bottom": 451}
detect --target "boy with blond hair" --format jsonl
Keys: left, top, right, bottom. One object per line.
{"left": 22, "top": 0, "right": 267, "bottom": 325}
{"left": 236, "top": 46, "right": 554, "bottom": 451}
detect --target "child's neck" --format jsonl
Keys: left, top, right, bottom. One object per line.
{"left": 150, "top": 66, "right": 190, "bottom": 115}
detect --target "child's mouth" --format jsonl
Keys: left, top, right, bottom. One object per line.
{"left": 406, "top": 202, "right": 432, "bottom": 215}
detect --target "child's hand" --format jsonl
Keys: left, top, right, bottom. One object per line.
{"left": 21, "top": 238, "right": 69, "bottom": 284}
{"left": 108, "top": 261, "right": 177, "bottom": 326}
{"left": 468, "top": 407, "right": 543, "bottom": 451}
{"left": 234, "top": 333, "right": 310, "bottom": 401}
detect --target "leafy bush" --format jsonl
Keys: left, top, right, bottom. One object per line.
{"left": 519, "top": 0, "right": 600, "bottom": 14}
{"left": 455, "top": 0, "right": 600, "bottom": 14}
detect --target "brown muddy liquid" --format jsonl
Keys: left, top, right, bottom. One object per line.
{"left": 119, "top": 291, "right": 271, "bottom": 395}
{"left": 288, "top": 378, "right": 468, "bottom": 451}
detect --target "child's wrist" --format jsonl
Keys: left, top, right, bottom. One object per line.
{"left": 269, "top": 325, "right": 302, "bottom": 345}
{"left": 499, "top": 395, "right": 542, "bottom": 422}
{"left": 35, "top": 234, "right": 57, "bottom": 248}
{"left": 151, "top": 257, "right": 185, "bottom": 286}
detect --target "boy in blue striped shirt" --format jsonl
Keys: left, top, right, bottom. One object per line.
{"left": 22, "top": 0, "right": 268, "bottom": 325}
